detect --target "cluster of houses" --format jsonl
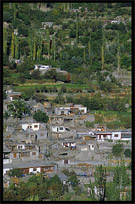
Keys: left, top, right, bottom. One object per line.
{"left": 3, "top": 86, "right": 131, "bottom": 190}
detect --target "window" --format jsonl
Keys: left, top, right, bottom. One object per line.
{"left": 22, "top": 152, "right": 30, "bottom": 157}
{"left": 121, "top": 134, "right": 131, "bottom": 138}
{"left": 34, "top": 125, "right": 38, "bottom": 128}
{"left": 60, "top": 127, "right": 63, "bottom": 130}
{"left": 30, "top": 126, "right": 32, "bottom": 128}
{"left": 32, "top": 152, "right": 36, "bottom": 155}
{"left": 33, "top": 168, "right": 36, "bottom": 171}
{"left": 114, "top": 134, "right": 118, "bottom": 137}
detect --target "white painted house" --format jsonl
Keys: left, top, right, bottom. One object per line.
{"left": 51, "top": 126, "right": 70, "bottom": 133}
{"left": 34, "top": 64, "right": 50, "bottom": 70}
{"left": 22, "top": 123, "right": 40, "bottom": 131}
{"left": 112, "top": 132, "right": 131, "bottom": 141}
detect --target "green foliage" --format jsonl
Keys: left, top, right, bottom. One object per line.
{"left": 124, "top": 149, "right": 131, "bottom": 158}
{"left": 31, "top": 70, "right": 41, "bottom": 80}
{"left": 112, "top": 143, "right": 124, "bottom": 157}
{"left": 94, "top": 165, "right": 106, "bottom": 201}
{"left": 68, "top": 174, "right": 78, "bottom": 187}
{"left": 3, "top": 10, "right": 13, "bottom": 22}
{"left": 8, "top": 168, "right": 22, "bottom": 178}
{"left": 21, "top": 88, "right": 34, "bottom": 100}
{"left": 33, "top": 110, "right": 49, "bottom": 123}
{"left": 7, "top": 99, "right": 31, "bottom": 119}
{"left": 3, "top": 91, "right": 7, "bottom": 100}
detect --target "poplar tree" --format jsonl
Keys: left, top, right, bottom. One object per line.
{"left": 52, "top": 36, "right": 56, "bottom": 61}
{"left": 46, "top": 30, "right": 50, "bottom": 59}
{"left": 94, "top": 165, "right": 107, "bottom": 201}
{"left": 10, "top": 32, "right": 15, "bottom": 58}
{"left": 33, "top": 34, "right": 36, "bottom": 60}
{"left": 101, "top": 29, "right": 105, "bottom": 71}
{"left": 3, "top": 28, "right": 7, "bottom": 55}
{"left": 83, "top": 47, "right": 86, "bottom": 62}
{"left": 76, "top": 21, "right": 79, "bottom": 43}
{"left": 101, "top": 46, "right": 104, "bottom": 71}
{"left": 15, "top": 35, "right": 19, "bottom": 59}
{"left": 117, "top": 31, "right": 120, "bottom": 72}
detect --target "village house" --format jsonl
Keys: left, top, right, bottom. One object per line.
{"left": 3, "top": 144, "right": 12, "bottom": 164}
{"left": 54, "top": 105, "right": 87, "bottom": 116}
{"left": 7, "top": 91, "right": 21, "bottom": 101}
{"left": 112, "top": 131, "right": 131, "bottom": 141}
{"left": 75, "top": 131, "right": 96, "bottom": 139}
{"left": 22, "top": 123, "right": 40, "bottom": 131}
{"left": 5, "top": 142, "right": 44, "bottom": 162}
{"left": 62, "top": 140, "right": 76, "bottom": 149}
{"left": 42, "top": 22, "right": 53, "bottom": 29}
{"left": 34, "top": 64, "right": 50, "bottom": 71}
{"left": 3, "top": 161, "right": 58, "bottom": 175}
{"left": 95, "top": 131, "right": 112, "bottom": 141}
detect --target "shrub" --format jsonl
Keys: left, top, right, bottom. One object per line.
{"left": 124, "top": 149, "right": 131, "bottom": 158}
{"left": 33, "top": 110, "right": 49, "bottom": 123}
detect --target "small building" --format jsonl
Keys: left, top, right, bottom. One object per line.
{"left": 51, "top": 126, "right": 70, "bottom": 133}
{"left": 112, "top": 131, "right": 131, "bottom": 141}
{"left": 96, "top": 132, "right": 112, "bottom": 141}
{"left": 22, "top": 123, "right": 40, "bottom": 131}
{"left": 7, "top": 92, "right": 21, "bottom": 101}
{"left": 42, "top": 22, "right": 53, "bottom": 29}
{"left": 34, "top": 64, "right": 50, "bottom": 70}
{"left": 3, "top": 144, "right": 12, "bottom": 164}
{"left": 3, "top": 161, "right": 58, "bottom": 175}
{"left": 62, "top": 141, "right": 76, "bottom": 148}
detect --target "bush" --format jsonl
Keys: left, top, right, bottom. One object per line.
{"left": 31, "top": 70, "right": 41, "bottom": 80}
{"left": 112, "top": 143, "right": 124, "bottom": 157}
{"left": 124, "top": 149, "right": 131, "bottom": 158}
{"left": 33, "top": 110, "right": 49, "bottom": 123}
{"left": 3, "top": 11, "right": 13, "bottom": 22}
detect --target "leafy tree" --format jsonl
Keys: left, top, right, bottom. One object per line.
{"left": 112, "top": 143, "right": 124, "bottom": 157}
{"left": 3, "top": 91, "right": 7, "bottom": 100}
{"left": 3, "top": 10, "right": 13, "bottom": 22}
{"left": 94, "top": 165, "right": 107, "bottom": 201}
{"left": 10, "top": 32, "right": 15, "bottom": 58}
{"left": 21, "top": 88, "right": 35, "bottom": 100}
{"left": 33, "top": 110, "right": 49, "bottom": 123}
{"left": 8, "top": 168, "right": 22, "bottom": 178}
{"left": 7, "top": 99, "right": 31, "bottom": 119}
{"left": 31, "top": 69, "right": 41, "bottom": 80}
{"left": 68, "top": 175, "right": 79, "bottom": 187}
{"left": 124, "top": 149, "right": 131, "bottom": 158}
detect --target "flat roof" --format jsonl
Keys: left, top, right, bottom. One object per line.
{"left": 4, "top": 161, "right": 57, "bottom": 169}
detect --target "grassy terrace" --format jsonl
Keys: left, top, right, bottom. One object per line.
{"left": 13, "top": 82, "right": 90, "bottom": 91}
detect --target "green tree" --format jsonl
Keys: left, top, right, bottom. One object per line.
{"left": 112, "top": 143, "right": 124, "bottom": 157}
{"left": 8, "top": 168, "right": 22, "bottom": 178}
{"left": 33, "top": 110, "right": 49, "bottom": 123}
{"left": 10, "top": 32, "right": 15, "bottom": 58}
{"left": 68, "top": 175, "right": 79, "bottom": 187}
{"left": 94, "top": 165, "right": 107, "bottom": 201}
{"left": 7, "top": 99, "right": 31, "bottom": 119}
{"left": 124, "top": 149, "right": 131, "bottom": 158}
{"left": 31, "top": 69, "right": 41, "bottom": 80}
{"left": 3, "top": 28, "right": 8, "bottom": 55}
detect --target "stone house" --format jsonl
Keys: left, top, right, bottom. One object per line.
{"left": 7, "top": 92, "right": 21, "bottom": 101}
{"left": 3, "top": 161, "right": 58, "bottom": 175}
{"left": 3, "top": 144, "right": 12, "bottom": 164}
{"left": 95, "top": 131, "right": 112, "bottom": 141}
{"left": 6, "top": 142, "right": 44, "bottom": 162}
{"left": 22, "top": 123, "right": 40, "bottom": 131}
{"left": 112, "top": 131, "right": 131, "bottom": 141}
